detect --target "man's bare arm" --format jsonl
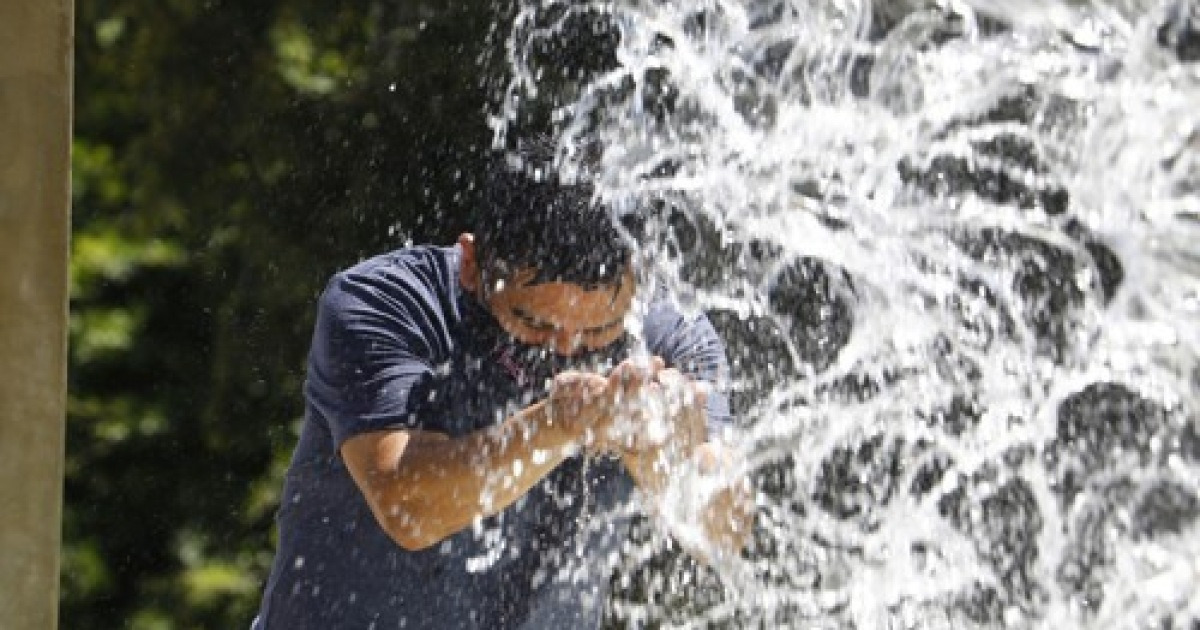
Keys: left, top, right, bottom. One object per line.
{"left": 608, "top": 363, "right": 754, "bottom": 559}
{"left": 341, "top": 372, "right": 610, "bottom": 551}
{"left": 623, "top": 441, "right": 754, "bottom": 559}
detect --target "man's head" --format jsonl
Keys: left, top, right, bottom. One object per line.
{"left": 460, "top": 147, "right": 635, "bottom": 355}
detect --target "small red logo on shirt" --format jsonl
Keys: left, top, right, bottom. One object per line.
{"left": 493, "top": 346, "right": 528, "bottom": 387}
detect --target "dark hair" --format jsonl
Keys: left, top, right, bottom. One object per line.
{"left": 476, "top": 141, "right": 631, "bottom": 289}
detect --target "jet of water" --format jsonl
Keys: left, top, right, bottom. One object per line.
{"left": 493, "top": 1, "right": 1199, "bottom": 627}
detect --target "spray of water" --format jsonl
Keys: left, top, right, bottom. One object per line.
{"left": 492, "top": 1, "right": 1198, "bottom": 627}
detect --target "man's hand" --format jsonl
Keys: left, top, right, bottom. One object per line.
{"left": 643, "top": 365, "right": 709, "bottom": 455}
{"left": 548, "top": 357, "right": 676, "bottom": 455}
{"left": 586, "top": 357, "right": 707, "bottom": 456}
{"left": 547, "top": 357, "right": 754, "bottom": 558}
{"left": 545, "top": 369, "right": 616, "bottom": 449}
{"left": 605, "top": 358, "right": 754, "bottom": 560}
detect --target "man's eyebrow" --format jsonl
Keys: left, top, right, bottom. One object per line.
{"left": 511, "top": 307, "right": 557, "bottom": 330}
{"left": 511, "top": 307, "right": 624, "bottom": 335}
{"left": 582, "top": 317, "right": 624, "bottom": 335}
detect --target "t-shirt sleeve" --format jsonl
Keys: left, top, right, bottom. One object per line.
{"left": 304, "top": 271, "right": 441, "bottom": 449}
{"left": 641, "top": 296, "right": 735, "bottom": 438}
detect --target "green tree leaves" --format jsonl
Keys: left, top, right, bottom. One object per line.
{"left": 68, "top": 1, "right": 496, "bottom": 626}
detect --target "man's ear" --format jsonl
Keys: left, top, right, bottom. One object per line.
{"left": 458, "top": 233, "right": 480, "bottom": 293}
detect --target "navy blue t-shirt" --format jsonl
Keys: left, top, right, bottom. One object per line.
{"left": 254, "top": 245, "right": 731, "bottom": 629}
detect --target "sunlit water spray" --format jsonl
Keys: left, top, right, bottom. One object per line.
{"left": 489, "top": 1, "right": 1198, "bottom": 627}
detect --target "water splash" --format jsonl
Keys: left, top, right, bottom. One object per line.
{"left": 494, "top": 1, "right": 1199, "bottom": 627}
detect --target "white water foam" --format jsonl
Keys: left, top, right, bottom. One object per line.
{"left": 493, "top": 1, "right": 1199, "bottom": 627}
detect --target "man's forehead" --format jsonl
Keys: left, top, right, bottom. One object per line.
{"left": 499, "top": 273, "right": 635, "bottom": 319}
{"left": 498, "top": 262, "right": 632, "bottom": 287}
{"left": 499, "top": 263, "right": 632, "bottom": 290}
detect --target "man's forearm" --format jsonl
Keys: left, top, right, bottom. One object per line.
{"left": 622, "top": 442, "right": 753, "bottom": 559}
{"left": 346, "top": 400, "right": 580, "bottom": 550}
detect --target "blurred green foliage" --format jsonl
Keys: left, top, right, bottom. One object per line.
{"left": 69, "top": 1, "right": 502, "bottom": 626}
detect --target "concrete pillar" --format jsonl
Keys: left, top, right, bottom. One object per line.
{"left": 0, "top": 1, "right": 74, "bottom": 628}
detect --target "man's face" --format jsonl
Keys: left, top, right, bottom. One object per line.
{"left": 482, "top": 267, "right": 636, "bottom": 356}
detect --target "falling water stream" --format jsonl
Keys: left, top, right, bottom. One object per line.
{"left": 490, "top": 1, "right": 1198, "bottom": 627}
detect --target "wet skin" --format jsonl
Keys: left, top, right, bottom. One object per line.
{"left": 458, "top": 233, "right": 635, "bottom": 356}
{"left": 340, "top": 233, "right": 752, "bottom": 557}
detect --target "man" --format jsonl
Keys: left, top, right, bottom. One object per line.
{"left": 253, "top": 151, "right": 750, "bottom": 629}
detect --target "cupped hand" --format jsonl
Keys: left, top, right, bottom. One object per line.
{"left": 546, "top": 370, "right": 616, "bottom": 448}
{"left": 651, "top": 367, "right": 709, "bottom": 454}
{"left": 599, "top": 358, "right": 709, "bottom": 457}
{"left": 547, "top": 357, "right": 662, "bottom": 455}
{"left": 547, "top": 357, "right": 713, "bottom": 458}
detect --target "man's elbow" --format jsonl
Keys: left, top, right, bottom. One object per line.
{"left": 388, "top": 527, "right": 444, "bottom": 552}
{"left": 369, "top": 498, "right": 454, "bottom": 551}
{"left": 703, "top": 502, "right": 753, "bottom": 553}
{"left": 701, "top": 478, "right": 756, "bottom": 555}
